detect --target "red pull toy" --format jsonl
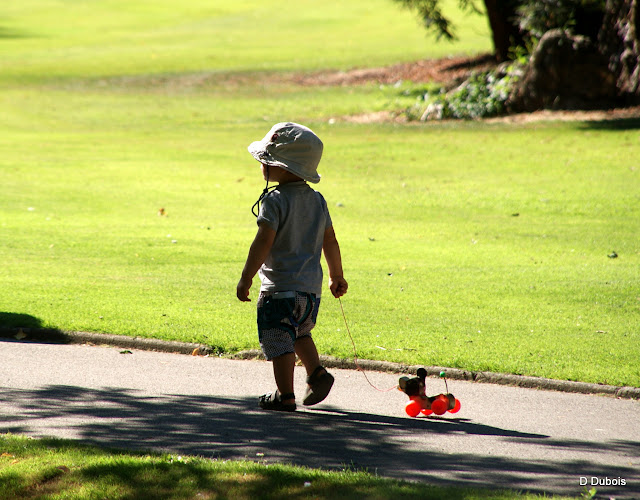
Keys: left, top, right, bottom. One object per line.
{"left": 398, "top": 368, "right": 461, "bottom": 417}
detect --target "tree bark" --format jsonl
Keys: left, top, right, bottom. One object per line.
{"left": 599, "top": 0, "right": 640, "bottom": 99}
{"left": 483, "top": 0, "right": 523, "bottom": 61}
{"left": 507, "top": 30, "right": 618, "bottom": 112}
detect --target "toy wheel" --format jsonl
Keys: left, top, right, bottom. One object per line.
{"left": 431, "top": 398, "right": 448, "bottom": 415}
{"left": 448, "top": 399, "right": 461, "bottom": 413}
{"left": 405, "top": 399, "right": 421, "bottom": 417}
{"left": 420, "top": 408, "right": 433, "bottom": 416}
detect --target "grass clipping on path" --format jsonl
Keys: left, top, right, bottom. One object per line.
{"left": 0, "top": 434, "right": 569, "bottom": 500}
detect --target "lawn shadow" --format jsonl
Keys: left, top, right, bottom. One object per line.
{"left": 1, "top": 385, "right": 637, "bottom": 497}
{"left": 579, "top": 116, "right": 640, "bottom": 130}
{"left": 0, "top": 27, "right": 32, "bottom": 39}
{"left": 0, "top": 312, "right": 43, "bottom": 330}
{"left": 0, "top": 436, "right": 479, "bottom": 500}
{"left": 0, "top": 312, "right": 68, "bottom": 344}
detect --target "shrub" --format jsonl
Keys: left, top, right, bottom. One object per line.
{"left": 415, "top": 63, "right": 523, "bottom": 120}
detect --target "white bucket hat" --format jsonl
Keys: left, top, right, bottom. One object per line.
{"left": 248, "top": 122, "right": 323, "bottom": 183}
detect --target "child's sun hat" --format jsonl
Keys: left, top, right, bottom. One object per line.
{"left": 248, "top": 122, "right": 323, "bottom": 183}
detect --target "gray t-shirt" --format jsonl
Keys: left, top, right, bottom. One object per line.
{"left": 257, "top": 181, "right": 332, "bottom": 295}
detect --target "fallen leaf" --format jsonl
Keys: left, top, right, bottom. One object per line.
{"left": 14, "top": 329, "right": 27, "bottom": 341}
{"left": 120, "top": 350, "right": 133, "bottom": 355}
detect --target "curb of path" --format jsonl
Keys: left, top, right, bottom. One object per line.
{"left": 3, "top": 328, "right": 639, "bottom": 400}
{"left": 232, "top": 350, "right": 640, "bottom": 400}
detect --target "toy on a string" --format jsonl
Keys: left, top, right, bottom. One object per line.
{"left": 337, "top": 298, "right": 462, "bottom": 416}
{"left": 398, "top": 368, "right": 461, "bottom": 417}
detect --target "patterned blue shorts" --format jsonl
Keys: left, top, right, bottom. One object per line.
{"left": 257, "top": 291, "right": 321, "bottom": 360}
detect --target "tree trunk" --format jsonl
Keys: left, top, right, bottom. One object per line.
{"left": 483, "top": 0, "right": 523, "bottom": 61}
{"left": 507, "top": 30, "right": 618, "bottom": 112}
{"left": 599, "top": 0, "right": 640, "bottom": 99}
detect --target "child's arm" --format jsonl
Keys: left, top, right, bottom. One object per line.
{"left": 237, "top": 223, "right": 276, "bottom": 302}
{"left": 322, "top": 226, "right": 348, "bottom": 298}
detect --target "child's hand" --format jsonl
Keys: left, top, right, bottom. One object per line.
{"left": 237, "top": 277, "right": 252, "bottom": 302}
{"left": 329, "top": 276, "right": 348, "bottom": 298}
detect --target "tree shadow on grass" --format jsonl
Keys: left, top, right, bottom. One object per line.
{"left": 0, "top": 312, "right": 44, "bottom": 330}
{"left": 1, "top": 385, "right": 637, "bottom": 497}
{"left": 579, "top": 116, "right": 640, "bottom": 130}
{"left": 75, "top": 458, "right": 423, "bottom": 500}
{"left": 0, "top": 311, "right": 84, "bottom": 344}
{"left": 0, "top": 27, "right": 32, "bottom": 39}
{"left": 0, "top": 436, "right": 500, "bottom": 500}
{"left": 0, "top": 312, "right": 70, "bottom": 345}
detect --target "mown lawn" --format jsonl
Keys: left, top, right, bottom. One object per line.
{"left": 0, "top": 434, "right": 577, "bottom": 500}
{"left": 1, "top": 0, "right": 638, "bottom": 388}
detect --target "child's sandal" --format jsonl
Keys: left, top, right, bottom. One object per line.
{"left": 258, "top": 391, "right": 296, "bottom": 412}
{"left": 303, "top": 366, "right": 334, "bottom": 406}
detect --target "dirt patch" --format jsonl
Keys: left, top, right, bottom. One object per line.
{"left": 290, "top": 52, "right": 640, "bottom": 123}
{"left": 289, "top": 53, "right": 497, "bottom": 87}
{"left": 484, "top": 106, "right": 640, "bottom": 124}
{"left": 90, "top": 53, "right": 640, "bottom": 123}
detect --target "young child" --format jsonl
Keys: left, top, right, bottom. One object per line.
{"left": 237, "top": 122, "right": 348, "bottom": 412}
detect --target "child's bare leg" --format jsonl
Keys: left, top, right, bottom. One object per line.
{"left": 272, "top": 352, "right": 296, "bottom": 404}
{"left": 294, "top": 336, "right": 326, "bottom": 376}
{"left": 295, "top": 335, "right": 333, "bottom": 406}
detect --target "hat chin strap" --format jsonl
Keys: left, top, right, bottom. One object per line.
{"left": 251, "top": 164, "right": 276, "bottom": 218}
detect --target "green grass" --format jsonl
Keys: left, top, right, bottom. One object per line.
{"left": 0, "top": 434, "right": 575, "bottom": 500}
{"left": 0, "top": 0, "right": 489, "bottom": 84}
{"left": 1, "top": 0, "right": 639, "bottom": 389}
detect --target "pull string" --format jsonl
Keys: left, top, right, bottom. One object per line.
{"left": 338, "top": 297, "right": 397, "bottom": 393}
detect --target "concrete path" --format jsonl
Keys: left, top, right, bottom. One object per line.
{"left": 1, "top": 339, "right": 638, "bottom": 498}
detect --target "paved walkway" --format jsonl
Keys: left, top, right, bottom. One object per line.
{"left": 1, "top": 339, "right": 638, "bottom": 498}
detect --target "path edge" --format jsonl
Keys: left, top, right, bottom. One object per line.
{"left": 3, "top": 328, "right": 638, "bottom": 400}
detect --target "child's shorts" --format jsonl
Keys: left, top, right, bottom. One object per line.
{"left": 257, "top": 291, "right": 321, "bottom": 360}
